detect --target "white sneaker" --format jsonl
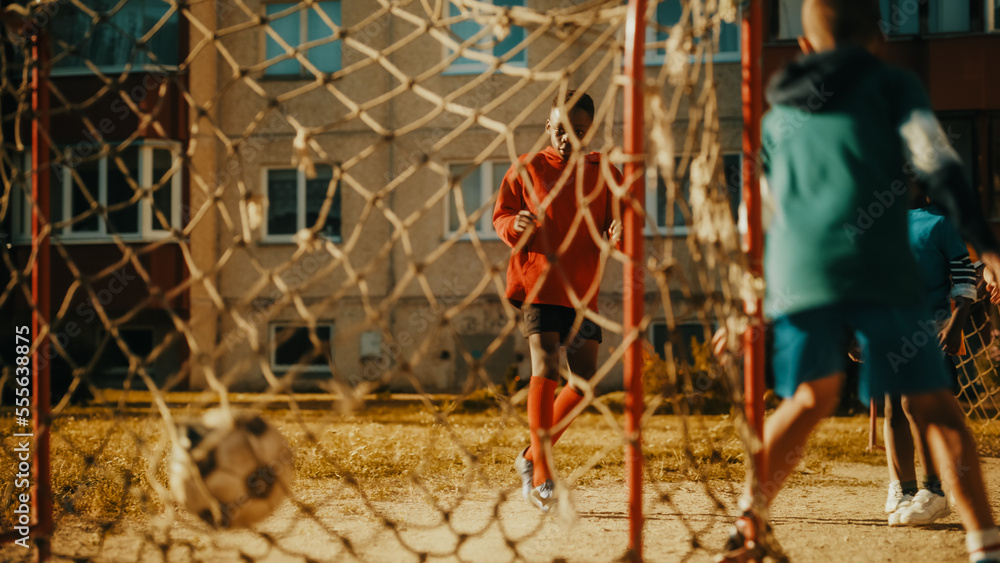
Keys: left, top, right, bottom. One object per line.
{"left": 896, "top": 489, "right": 949, "bottom": 525}
{"left": 885, "top": 481, "right": 910, "bottom": 513}
{"left": 888, "top": 498, "right": 913, "bottom": 526}
{"left": 529, "top": 479, "right": 556, "bottom": 513}
{"left": 514, "top": 447, "right": 533, "bottom": 500}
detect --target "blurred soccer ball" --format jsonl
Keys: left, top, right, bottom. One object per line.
{"left": 169, "top": 409, "right": 295, "bottom": 528}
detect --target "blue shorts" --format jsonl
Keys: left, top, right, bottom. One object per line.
{"left": 771, "top": 302, "right": 952, "bottom": 403}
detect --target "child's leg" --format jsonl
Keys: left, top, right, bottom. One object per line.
{"left": 885, "top": 394, "right": 917, "bottom": 485}
{"left": 550, "top": 338, "right": 598, "bottom": 443}
{"left": 903, "top": 390, "right": 995, "bottom": 531}
{"left": 752, "top": 372, "right": 844, "bottom": 505}
{"left": 902, "top": 395, "right": 941, "bottom": 491}
{"left": 524, "top": 336, "right": 597, "bottom": 463}
{"left": 527, "top": 332, "right": 561, "bottom": 487}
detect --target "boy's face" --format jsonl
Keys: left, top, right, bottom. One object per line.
{"left": 546, "top": 106, "right": 593, "bottom": 161}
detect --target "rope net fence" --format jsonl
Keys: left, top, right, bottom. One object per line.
{"left": 0, "top": 0, "right": 783, "bottom": 560}
{"left": 956, "top": 295, "right": 1000, "bottom": 424}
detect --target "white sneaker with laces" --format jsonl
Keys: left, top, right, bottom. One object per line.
{"left": 529, "top": 479, "right": 556, "bottom": 513}
{"left": 885, "top": 481, "right": 908, "bottom": 513}
{"left": 897, "top": 489, "right": 949, "bottom": 525}
{"left": 514, "top": 447, "right": 533, "bottom": 500}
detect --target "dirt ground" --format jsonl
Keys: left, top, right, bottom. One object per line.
{"left": 4, "top": 457, "right": 997, "bottom": 562}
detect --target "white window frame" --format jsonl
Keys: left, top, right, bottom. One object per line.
{"left": 444, "top": 0, "right": 528, "bottom": 75}
{"left": 269, "top": 323, "right": 334, "bottom": 373}
{"left": 445, "top": 160, "right": 504, "bottom": 240}
{"left": 261, "top": 0, "right": 342, "bottom": 77}
{"left": 989, "top": 0, "right": 1000, "bottom": 32}
{"left": 645, "top": 152, "right": 742, "bottom": 236}
{"left": 10, "top": 151, "right": 32, "bottom": 244}
{"left": 58, "top": 140, "right": 182, "bottom": 242}
{"left": 645, "top": 1, "right": 741, "bottom": 66}
{"left": 261, "top": 165, "right": 342, "bottom": 243}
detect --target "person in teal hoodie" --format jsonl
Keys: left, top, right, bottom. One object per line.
{"left": 883, "top": 198, "right": 978, "bottom": 527}
{"left": 720, "top": 1, "right": 1000, "bottom": 561}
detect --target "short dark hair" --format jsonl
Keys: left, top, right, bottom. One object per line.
{"left": 804, "top": 0, "right": 881, "bottom": 45}
{"left": 551, "top": 90, "right": 595, "bottom": 119}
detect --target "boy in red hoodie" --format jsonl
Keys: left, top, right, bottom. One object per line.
{"left": 493, "top": 90, "right": 623, "bottom": 511}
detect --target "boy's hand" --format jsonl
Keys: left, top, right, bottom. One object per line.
{"left": 513, "top": 210, "right": 537, "bottom": 234}
{"left": 939, "top": 296, "right": 972, "bottom": 354}
{"left": 608, "top": 219, "right": 622, "bottom": 245}
{"left": 982, "top": 252, "right": 1000, "bottom": 304}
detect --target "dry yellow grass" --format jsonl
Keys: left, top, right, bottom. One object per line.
{"left": 1, "top": 399, "right": 999, "bottom": 531}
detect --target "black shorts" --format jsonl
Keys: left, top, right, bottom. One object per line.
{"left": 514, "top": 301, "right": 603, "bottom": 344}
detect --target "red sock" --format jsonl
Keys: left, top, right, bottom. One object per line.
{"left": 526, "top": 385, "right": 584, "bottom": 462}
{"left": 528, "top": 376, "right": 557, "bottom": 487}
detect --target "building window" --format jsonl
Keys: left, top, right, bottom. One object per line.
{"left": 446, "top": 0, "right": 527, "bottom": 74}
{"left": 992, "top": 0, "right": 1000, "bottom": 32}
{"left": 51, "top": 0, "right": 179, "bottom": 74}
{"left": 928, "top": 0, "right": 971, "bottom": 33}
{"left": 447, "top": 161, "right": 505, "bottom": 237}
{"left": 270, "top": 323, "right": 333, "bottom": 372}
{"left": 102, "top": 327, "right": 155, "bottom": 379}
{"left": 264, "top": 1, "right": 342, "bottom": 76}
{"left": 5, "top": 150, "right": 32, "bottom": 243}
{"left": 650, "top": 322, "right": 710, "bottom": 367}
{"left": 648, "top": 0, "right": 740, "bottom": 63}
{"left": 59, "top": 142, "right": 182, "bottom": 240}
{"left": 264, "top": 164, "right": 341, "bottom": 241}
{"left": 775, "top": 0, "right": 804, "bottom": 40}
{"left": 879, "top": 0, "right": 920, "bottom": 36}
{"left": 647, "top": 153, "right": 741, "bottom": 234}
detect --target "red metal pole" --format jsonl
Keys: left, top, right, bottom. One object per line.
{"left": 31, "top": 26, "right": 53, "bottom": 561}
{"left": 623, "top": 0, "right": 646, "bottom": 560}
{"left": 741, "top": 1, "right": 766, "bottom": 496}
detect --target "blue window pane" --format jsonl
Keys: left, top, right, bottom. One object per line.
{"left": 308, "top": 1, "right": 342, "bottom": 73}
{"left": 140, "top": 0, "right": 179, "bottom": 66}
{"left": 106, "top": 147, "right": 140, "bottom": 234}
{"left": 51, "top": 0, "right": 179, "bottom": 69}
{"left": 879, "top": 0, "right": 919, "bottom": 35}
{"left": 656, "top": 176, "right": 686, "bottom": 229}
{"left": 449, "top": 3, "right": 484, "bottom": 68}
{"left": 449, "top": 163, "right": 481, "bottom": 232}
{"left": 70, "top": 157, "right": 100, "bottom": 232}
{"left": 267, "top": 169, "right": 299, "bottom": 234}
{"left": 305, "top": 165, "right": 340, "bottom": 239}
{"left": 449, "top": 0, "right": 526, "bottom": 69}
{"left": 718, "top": 19, "right": 740, "bottom": 53}
{"left": 266, "top": 3, "right": 301, "bottom": 75}
{"left": 656, "top": 0, "right": 682, "bottom": 43}
{"left": 493, "top": 0, "right": 525, "bottom": 64}
{"left": 928, "top": 0, "right": 969, "bottom": 33}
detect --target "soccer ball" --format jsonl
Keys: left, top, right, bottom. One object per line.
{"left": 168, "top": 409, "right": 295, "bottom": 528}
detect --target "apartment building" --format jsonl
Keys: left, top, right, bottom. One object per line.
{"left": 1, "top": 0, "right": 745, "bottom": 394}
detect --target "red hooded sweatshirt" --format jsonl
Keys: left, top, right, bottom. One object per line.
{"left": 493, "top": 146, "right": 623, "bottom": 312}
